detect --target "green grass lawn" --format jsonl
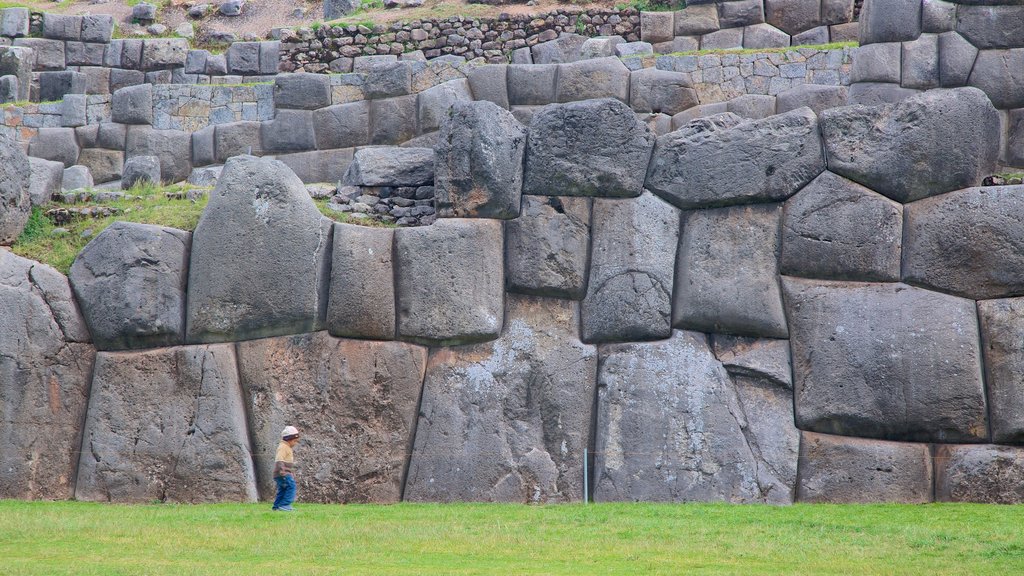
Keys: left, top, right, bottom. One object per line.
{"left": 2, "top": 501, "right": 1023, "bottom": 575}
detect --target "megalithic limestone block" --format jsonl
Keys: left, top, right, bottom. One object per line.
{"left": 237, "top": 332, "right": 427, "bottom": 503}
{"left": 185, "top": 155, "right": 333, "bottom": 344}
{"left": 69, "top": 222, "right": 191, "bottom": 351}
{"left": 75, "top": 345, "right": 258, "bottom": 503}
{"left": 0, "top": 251, "right": 94, "bottom": 500}
{"left": 404, "top": 295, "right": 597, "bottom": 503}
{"left": 594, "top": 330, "right": 798, "bottom": 504}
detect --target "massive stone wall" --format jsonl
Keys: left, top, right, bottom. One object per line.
{"left": 4, "top": 82, "right": 1024, "bottom": 505}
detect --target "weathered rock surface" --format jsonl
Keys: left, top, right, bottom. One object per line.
{"left": 69, "top": 222, "right": 190, "bottom": 351}
{"left": 784, "top": 278, "right": 988, "bottom": 443}
{"left": 968, "top": 48, "right": 1024, "bottom": 110}
{"left": 935, "top": 445, "right": 1024, "bottom": 504}
{"left": 675, "top": 204, "right": 787, "bottom": 338}
{"left": 394, "top": 218, "right": 503, "bottom": 345}
{"left": 903, "top": 186, "right": 1024, "bottom": 299}
{"left": 0, "top": 129, "right": 30, "bottom": 244}
{"left": 0, "top": 251, "right": 93, "bottom": 499}
{"left": 780, "top": 171, "right": 903, "bottom": 281}
{"left": 186, "top": 155, "right": 332, "bottom": 344}
{"left": 405, "top": 296, "right": 596, "bottom": 503}
{"left": 75, "top": 345, "right": 257, "bottom": 503}
{"left": 237, "top": 332, "right": 426, "bottom": 503}
{"left": 796, "top": 432, "right": 933, "bottom": 503}
{"left": 594, "top": 330, "right": 798, "bottom": 504}
{"left": 978, "top": 298, "right": 1024, "bottom": 443}
{"left": 342, "top": 147, "right": 434, "bottom": 187}
{"left": 327, "top": 223, "right": 394, "bottom": 341}
{"left": 711, "top": 335, "right": 792, "bottom": 388}
{"left": 27, "top": 157, "right": 63, "bottom": 206}
{"left": 582, "top": 191, "right": 679, "bottom": 343}
{"left": 820, "top": 88, "right": 999, "bottom": 203}
{"left": 646, "top": 108, "right": 824, "bottom": 209}
{"left": 858, "top": 0, "right": 920, "bottom": 45}
{"left": 435, "top": 100, "right": 526, "bottom": 219}
{"left": 505, "top": 195, "right": 591, "bottom": 300}
{"left": 523, "top": 98, "right": 655, "bottom": 198}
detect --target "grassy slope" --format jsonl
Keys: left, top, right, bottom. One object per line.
{"left": 2, "top": 501, "right": 1024, "bottom": 575}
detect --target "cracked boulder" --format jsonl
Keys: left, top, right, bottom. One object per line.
{"left": 505, "top": 195, "right": 591, "bottom": 300}
{"left": 819, "top": 87, "right": 999, "bottom": 203}
{"left": 404, "top": 295, "right": 597, "bottom": 503}
{"left": 582, "top": 191, "right": 679, "bottom": 343}
{"left": 237, "top": 332, "right": 426, "bottom": 503}
{"left": 594, "top": 330, "right": 798, "bottom": 504}
{"left": 0, "top": 251, "right": 94, "bottom": 499}
{"left": 784, "top": 278, "right": 988, "bottom": 443}
{"left": 69, "top": 222, "right": 191, "bottom": 351}
{"left": 935, "top": 445, "right": 1024, "bottom": 504}
{"left": 0, "top": 128, "right": 31, "bottom": 245}
{"left": 185, "top": 155, "right": 332, "bottom": 344}
{"left": 74, "top": 344, "right": 258, "bottom": 503}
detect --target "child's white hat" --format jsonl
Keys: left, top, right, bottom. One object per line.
{"left": 281, "top": 425, "right": 299, "bottom": 438}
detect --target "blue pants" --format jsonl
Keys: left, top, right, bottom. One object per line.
{"left": 273, "top": 475, "right": 296, "bottom": 509}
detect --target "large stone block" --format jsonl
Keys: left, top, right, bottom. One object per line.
{"left": 0, "top": 251, "right": 93, "bottom": 499}
{"left": 784, "top": 278, "right": 988, "bottom": 443}
{"left": 955, "top": 6, "right": 1024, "bottom": 50}
{"left": 394, "top": 218, "right": 503, "bottom": 345}
{"left": 580, "top": 36, "right": 625, "bottom": 60}
{"left": 646, "top": 108, "right": 824, "bottom": 209}
{"left": 417, "top": 78, "right": 472, "bottom": 133}
{"left": 405, "top": 296, "right": 596, "bottom": 503}
{"left": 523, "top": 98, "right": 655, "bottom": 198}
{"left": 81, "top": 15, "right": 114, "bottom": 43}
{"left": 121, "top": 155, "right": 160, "bottom": 189}
{"left": 978, "top": 298, "right": 1024, "bottom": 443}
{"left": 594, "top": 330, "right": 798, "bottom": 504}
{"left": 111, "top": 84, "right": 153, "bottom": 125}
{"left": 214, "top": 121, "right": 262, "bottom": 163}
{"left": 12, "top": 38, "right": 65, "bottom": 70}
{"left": 675, "top": 5, "right": 719, "bottom": 36}
{"left": 226, "top": 41, "right": 260, "bottom": 75}
{"left": 711, "top": 334, "right": 792, "bottom": 388}
{"left": 847, "top": 82, "right": 921, "bottom": 105}
{"left": 903, "top": 186, "right": 1024, "bottom": 299}
{"left": 261, "top": 109, "right": 316, "bottom": 153}
{"left": 343, "top": 146, "right": 433, "bottom": 187}
{"left": 675, "top": 204, "right": 787, "bottom": 338}
{"left": 141, "top": 38, "right": 188, "bottom": 70}
{"left": 237, "top": 333, "right": 426, "bottom": 503}
{"left": 640, "top": 11, "right": 674, "bottom": 44}
{"left": 718, "top": 0, "right": 765, "bottom": 28}
{"left": 821, "top": 0, "right": 854, "bottom": 25}
{"left": 42, "top": 13, "right": 81, "bottom": 40}
{"left": 125, "top": 126, "right": 192, "bottom": 184}
{"left": 765, "top": 0, "right": 820, "bottom": 36}
{"left": 902, "top": 34, "right": 939, "bottom": 89}
{"left": 0, "top": 130, "right": 29, "bottom": 244}
{"left": 555, "top": 57, "right": 630, "bottom": 103}
{"left": 466, "top": 64, "right": 508, "bottom": 109}
{"left": 629, "top": 68, "right": 697, "bottom": 115}
{"left": 69, "top": 222, "right": 190, "bottom": 351}
{"left": 27, "top": 156, "right": 63, "bottom": 206}
{"left": 858, "top": 0, "right": 921, "bottom": 45}
{"left": 0, "top": 8, "right": 28, "bottom": 38}
{"left": 820, "top": 88, "right": 999, "bottom": 203}
{"left": 796, "top": 432, "right": 933, "bottom": 503}
{"left": 435, "top": 100, "right": 526, "bottom": 220}
{"left": 505, "top": 195, "right": 591, "bottom": 300}
{"left": 275, "top": 149, "right": 353, "bottom": 185}
{"left": 531, "top": 33, "right": 586, "bottom": 64}
{"left": 0, "top": 46, "right": 32, "bottom": 101}
{"left": 775, "top": 84, "right": 848, "bottom": 115}
{"left": 780, "top": 171, "right": 903, "bottom": 281}
{"left": 186, "top": 155, "right": 332, "bottom": 343}
{"left": 327, "top": 223, "right": 394, "bottom": 340}
{"left": 29, "top": 127, "right": 79, "bottom": 168}
{"left": 743, "top": 23, "right": 791, "bottom": 49}
{"left": 581, "top": 191, "right": 679, "bottom": 343}
{"left": 76, "top": 148, "right": 123, "bottom": 184}
{"left": 313, "top": 101, "right": 370, "bottom": 150}
{"left": 364, "top": 61, "right": 412, "bottom": 99}
{"left": 967, "top": 49, "right": 1024, "bottom": 109}
{"left": 39, "top": 70, "right": 85, "bottom": 102}
{"left": 935, "top": 445, "right": 1024, "bottom": 504}
{"left": 507, "top": 64, "right": 557, "bottom": 106}
{"left": 939, "top": 31, "right": 978, "bottom": 88}
{"left": 369, "top": 94, "right": 418, "bottom": 145}
{"left": 75, "top": 345, "right": 257, "bottom": 503}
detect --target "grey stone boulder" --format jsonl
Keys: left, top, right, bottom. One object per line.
{"left": 955, "top": 6, "right": 1024, "bottom": 50}
{"left": 791, "top": 25, "right": 829, "bottom": 45}
{"left": 435, "top": 100, "right": 526, "bottom": 220}
{"left": 327, "top": 223, "right": 395, "bottom": 341}
{"left": 394, "top": 218, "right": 503, "bottom": 346}
{"left": 62, "top": 165, "right": 92, "bottom": 191}
{"left": 530, "top": 32, "right": 587, "bottom": 64}
{"left": 581, "top": 191, "right": 679, "bottom": 343}
{"left": 364, "top": 62, "right": 412, "bottom": 99}
{"left": 125, "top": 127, "right": 192, "bottom": 184}
{"left": 851, "top": 43, "right": 902, "bottom": 84}
{"left": 776, "top": 84, "right": 848, "bottom": 115}
{"left": 187, "top": 165, "right": 223, "bottom": 187}
{"left": 369, "top": 95, "right": 418, "bottom": 145}
{"left": 273, "top": 72, "right": 332, "bottom": 110}
{"left": 238, "top": 333, "right": 426, "bottom": 503}
{"left": 81, "top": 15, "right": 114, "bottom": 43}
{"left": 846, "top": 82, "right": 921, "bottom": 106}
{"left": 820, "top": 88, "right": 999, "bottom": 203}
{"left": 131, "top": 2, "right": 157, "bottom": 22}
{"left": 675, "top": 5, "right": 719, "bottom": 36}
{"left": 640, "top": 11, "right": 674, "bottom": 44}
{"left": 784, "top": 278, "right": 988, "bottom": 443}
{"left": 405, "top": 296, "right": 596, "bottom": 503}
{"left": 646, "top": 108, "right": 824, "bottom": 209}
{"left": 343, "top": 147, "right": 433, "bottom": 187}
{"left": 313, "top": 101, "right": 370, "bottom": 150}
{"left": 796, "top": 432, "right": 933, "bottom": 503}
{"left": 765, "top": 0, "right": 819, "bottom": 35}
{"left": 0, "top": 8, "right": 29, "bottom": 38}
{"left": 523, "top": 98, "right": 655, "bottom": 198}
{"left": 594, "top": 330, "right": 798, "bottom": 504}
{"left": 711, "top": 335, "right": 792, "bottom": 388}
{"left": 901, "top": 34, "right": 939, "bottom": 90}
{"left": 324, "top": 0, "right": 361, "bottom": 19}
{"left": 922, "top": 0, "right": 956, "bottom": 33}
{"left": 39, "top": 70, "right": 85, "bottom": 102}
{"left": 505, "top": 195, "right": 591, "bottom": 300}
{"left": 75, "top": 345, "right": 258, "bottom": 503}
{"left": 260, "top": 109, "right": 316, "bottom": 153}
{"left": 466, "top": 64, "right": 509, "bottom": 109}
{"left": 276, "top": 149, "right": 353, "bottom": 185}
{"left": 29, "top": 127, "right": 80, "bottom": 168}
{"left": 615, "top": 41, "right": 654, "bottom": 57}
{"left": 903, "top": 186, "right": 1024, "bottom": 299}
{"left": 69, "top": 222, "right": 190, "bottom": 351}
{"left": 12, "top": 38, "right": 65, "bottom": 71}
{"left": 417, "top": 78, "right": 472, "bottom": 133}
{"left": 555, "top": 57, "right": 630, "bottom": 103}
{"left": 76, "top": 149, "right": 123, "bottom": 184}
{"left": 186, "top": 155, "right": 332, "bottom": 344}
{"left": 629, "top": 68, "right": 698, "bottom": 116}
{"left": 141, "top": 38, "right": 188, "bottom": 70}
{"left": 978, "top": 298, "right": 1024, "bottom": 443}
{"left": 121, "top": 155, "right": 161, "bottom": 189}
{"left": 579, "top": 36, "right": 625, "bottom": 59}
{"left": 27, "top": 157, "right": 63, "bottom": 206}
{"left": 858, "top": 0, "right": 921, "bottom": 44}
{"left": 935, "top": 445, "right": 1024, "bottom": 504}
{"left": 780, "top": 171, "right": 903, "bottom": 281}
{"left": 42, "top": 13, "right": 81, "bottom": 40}
{"left": 507, "top": 64, "right": 557, "bottom": 106}
{"left": 675, "top": 204, "right": 787, "bottom": 338}
{"left": 0, "top": 130, "right": 30, "bottom": 244}
{"left": 111, "top": 84, "right": 153, "bottom": 125}
{"left": 939, "top": 32, "right": 978, "bottom": 88}
{"left": 967, "top": 49, "right": 1024, "bottom": 110}
{"left": 214, "top": 121, "right": 262, "bottom": 163}
{"left": 743, "top": 23, "right": 791, "bottom": 49}
{"left": 726, "top": 95, "right": 777, "bottom": 120}
{"left": 718, "top": 0, "right": 765, "bottom": 28}
{"left": 0, "top": 251, "right": 93, "bottom": 499}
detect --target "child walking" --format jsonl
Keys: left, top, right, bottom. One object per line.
{"left": 272, "top": 425, "right": 300, "bottom": 511}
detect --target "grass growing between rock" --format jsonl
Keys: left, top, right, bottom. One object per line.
{"left": 315, "top": 197, "right": 398, "bottom": 228}
{"left": 1, "top": 501, "right": 1023, "bottom": 575}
